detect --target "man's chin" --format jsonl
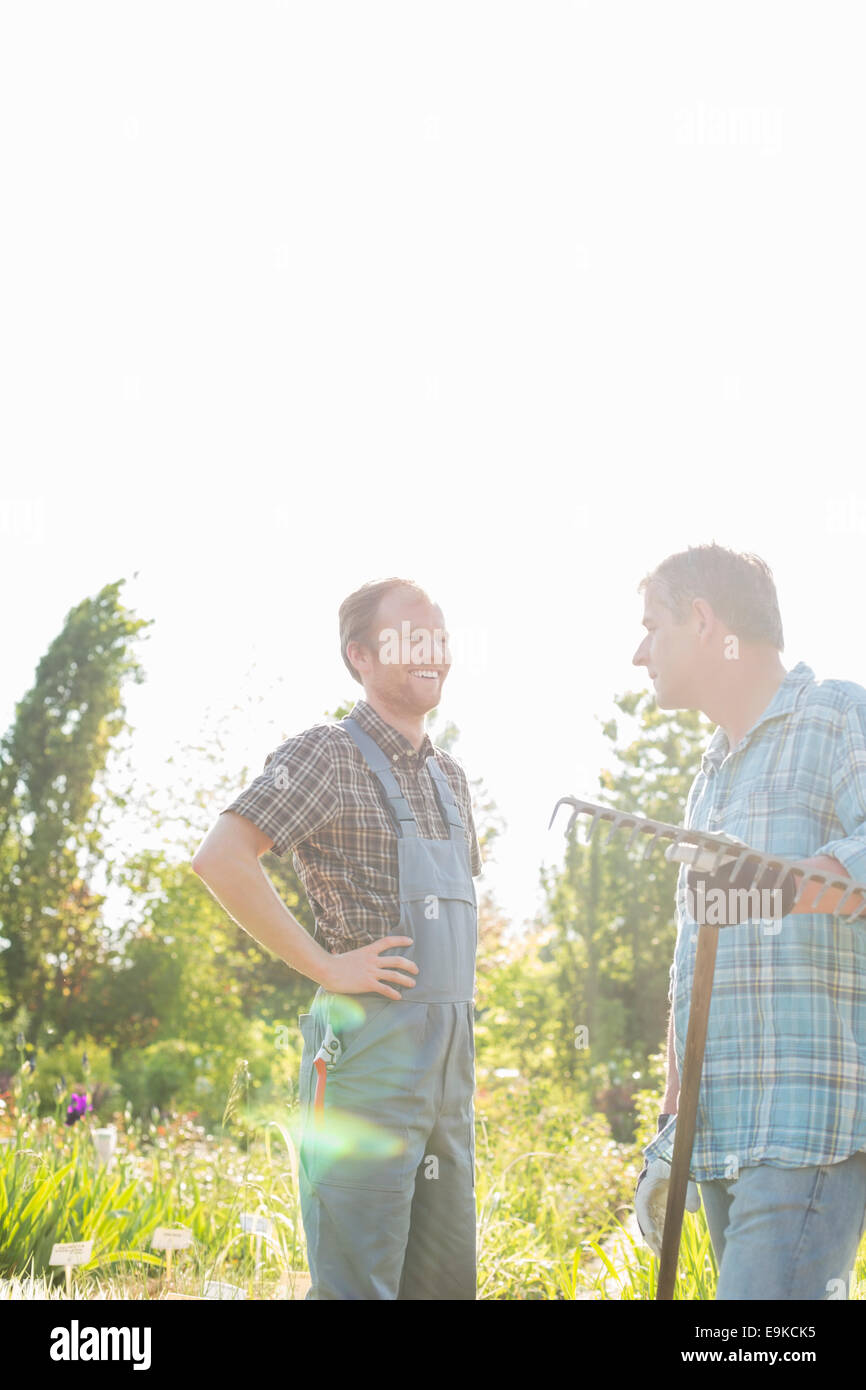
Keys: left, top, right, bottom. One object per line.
{"left": 406, "top": 677, "right": 442, "bottom": 710}
{"left": 654, "top": 685, "right": 693, "bottom": 711}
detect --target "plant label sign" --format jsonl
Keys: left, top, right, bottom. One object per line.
{"left": 203, "top": 1280, "right": 246, "bottom": 1300}
{"left": 151, "top": 1227, "right": 193, "bottom": 1250}
{"left": 239, "top": 1214, "right": 272, "bottom": 1237}
{"left": 50, "top": 1241, "right": 94, "bottom": 1296}
{"left": 151, "top": 1226, "right": 192, "bottom": 1282}
{"left": 50, "top": 1241, "right": 94, "bottom": 1266}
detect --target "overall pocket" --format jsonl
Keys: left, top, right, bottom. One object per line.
{"left": 302, "top": 1004, "right": 422, "bottom": 1192}
{"left": 321, "top": 992, "right": 392, "bottom": 1069}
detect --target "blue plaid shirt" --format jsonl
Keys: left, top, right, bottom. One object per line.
{"left": 643, "top": 661, "right": 866, "bottom": 1182}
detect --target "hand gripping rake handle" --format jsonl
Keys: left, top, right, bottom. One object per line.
{"left": 549, "top": 795, "right": 866, "bottom": 1300}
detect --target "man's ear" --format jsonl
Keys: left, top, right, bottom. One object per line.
{"left": 346, "top": 638, "right": 370, "bottom": 678}
{"left": 692, "top": 597, "right": 716, "bottom": 641}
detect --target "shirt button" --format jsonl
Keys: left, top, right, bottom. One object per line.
{"left": 392, "top": 753, "right": 399, "bottom": 761}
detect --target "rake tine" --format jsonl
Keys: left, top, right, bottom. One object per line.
{"left": 547, "top": 797, "right": 573, "bottom": 832}
{"left": 642, "top": 829, "right": 665, "bottom": 860}
{"left": 603, "top": 812, "right": 629, "bottom": 846}
{"left": 836, "top": 882, "right": 863, "bottom": 915}
{"left": 792, "top": 869, "right": 825, "bottom": 909}
{"left": 771, "top": 862, "right": 796, "bottom": 891}
{"left": 626, "top": 821, "right": 645, "bottom": 852}
{"left": 603, "top": 812, "right": 622, "bottom": 844}
{"left": 727, "top": 849, "right": 759, "bottom": 887}
{"left": 709, "top": 841, "right": 732, "bottom": 873}
{"left": 741, "top": 852, "right": 775, "bottom": 889}
{"left": 811, "top": 874, "right": 847, "bottom": 914}
{"left": 791, "top": 869, "right": 829, "bottom": 909}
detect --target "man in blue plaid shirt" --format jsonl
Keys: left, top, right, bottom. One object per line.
{"left": 633, "top": 543, "right": 866, "bottom": 1300}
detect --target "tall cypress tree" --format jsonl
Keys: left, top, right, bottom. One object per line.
{"left": 0, "top": 580, "right": 150, "bottom": 1045}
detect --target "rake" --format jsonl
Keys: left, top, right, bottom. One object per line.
{"left": 548, "top": 794, "right": 866, "bottom": 1301}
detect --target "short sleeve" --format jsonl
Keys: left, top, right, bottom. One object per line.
{"left": 220, "top": 727, "right": 340, "bottom": 858}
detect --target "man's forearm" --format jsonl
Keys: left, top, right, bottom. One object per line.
{"left": 789, "top": 855, "right": 866, "bottom": 916}
{"left": 193, "top": 853, "right": 336, "bottom": 987}
{"left": 661, "top": 1008, "right": 679, "bottom": 1113}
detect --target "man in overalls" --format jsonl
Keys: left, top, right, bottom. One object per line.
{"left": 192, "top": 577, "right": 482, "bottom": 1299}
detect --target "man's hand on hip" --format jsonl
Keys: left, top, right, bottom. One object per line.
{"left": 322, "top": 937, "right": 419, "bottom": 998}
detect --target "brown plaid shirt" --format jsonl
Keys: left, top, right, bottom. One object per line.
{"left": 221, "top": 699, "right": 483, "bottom": 955}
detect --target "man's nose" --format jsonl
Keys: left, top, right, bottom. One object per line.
{"left": 632, "top": 639, "right": 648, "bottom": 667}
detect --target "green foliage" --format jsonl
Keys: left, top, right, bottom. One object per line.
{"left": 116, "top": 1041, "right": 205, "bottom": 1117}
{"left": 0, "top": 1110, "right": 306, "bottom": 1293}
{"left": 23, "top": 1035, "right": 117, "bottom": 1118}
{"left": 0, "top": 580, "right": 151, "bottom": 1049}
{"left": 535, "top": 691, "right": 712, "bottom": 1135}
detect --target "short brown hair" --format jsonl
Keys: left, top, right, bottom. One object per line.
{"left": 339, "top": 577, "right": 433, "bottom": 683}
{"left": 639, "top": 543, "right": 784, "bottom": 649}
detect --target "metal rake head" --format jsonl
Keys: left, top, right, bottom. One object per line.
{"left": 549, "top": 795, "right": 866, "bottom": 915}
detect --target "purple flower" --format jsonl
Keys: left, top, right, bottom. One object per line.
{"left": 65, "top": 1092, "right": 92, "bottom": 1127}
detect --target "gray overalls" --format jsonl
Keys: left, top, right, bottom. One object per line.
{"left": 296, "top": 715, "right": 478, "bottom": 1300}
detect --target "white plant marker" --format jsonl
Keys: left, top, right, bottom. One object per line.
{"left": 203, "top": 1279, "right": 246, "bottom": 1299}
{"left": 50, "top": 1240, "right": 94, "bottom": 1298}
{"left": 91, "top": 1125, "right": 117, "bottom": 1170}
{"left": 239, "top": 1212, "right": 272, "bottom": 1264}
{"left": 151, "top": 1226, "right": 193, "bottom": 1283}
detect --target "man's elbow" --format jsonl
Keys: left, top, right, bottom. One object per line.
{"left": 191, "top": 813, "right": 273, "bottom": 879}
{"left": 191, "top": 850, "right": 211, "bottom": 879}
{"left": 191, "top": 839, "right": 222, "bottom": 879}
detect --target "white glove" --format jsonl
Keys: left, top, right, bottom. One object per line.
{"left": 634, "top": 1116, "right": 701, "bottom": 1259}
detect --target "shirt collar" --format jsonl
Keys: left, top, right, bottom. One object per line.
{"left": 349, "top": 699, "right": 436, "bottom": 768}
{"left": 700, "top": 661, "right": 815, "bottom": 775}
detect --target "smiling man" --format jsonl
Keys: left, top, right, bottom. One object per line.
{"left": 631, "top": 543, "right": 866, "bottom": 1300}
{"left": 191, "top": 577, "right": 482, "bottom": 1300}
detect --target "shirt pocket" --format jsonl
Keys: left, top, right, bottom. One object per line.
{"left": 719, "top": 773, "right": 837, "bottom": 858}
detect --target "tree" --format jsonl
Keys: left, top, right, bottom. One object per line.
{"left": 532, "top": 691, "right": 711, "bottom": 1133}
{"left": 0, "top": 580, "right": 151, "bottom": 1045}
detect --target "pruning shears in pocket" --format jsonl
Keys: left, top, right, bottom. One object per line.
{"left": 312, "top": 1024, "right": 343, "bottom": 1116}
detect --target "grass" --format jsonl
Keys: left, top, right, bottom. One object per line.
{"left": 3, "top": 1082, "right": 864, "bottom": 1300}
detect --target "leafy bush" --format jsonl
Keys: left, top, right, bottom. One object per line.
{"left": 21, "top": 1036, "right": 117, "bottom": 1119}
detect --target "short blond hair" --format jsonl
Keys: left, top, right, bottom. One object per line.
{"left": 339, "top": 577, "right": 433, "bottom": 683}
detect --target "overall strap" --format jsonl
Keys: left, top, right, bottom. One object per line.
{"left": 341, "top": 717, "right": 418, "bottom": 838}
{"left": 426, "top": 754, "right": 466, "bottom": 842}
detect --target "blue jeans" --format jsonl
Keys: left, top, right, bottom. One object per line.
{"left": 700, "top": 1151, "right": 866, "bottom": 1300}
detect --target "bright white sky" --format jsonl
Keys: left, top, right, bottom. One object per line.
{"left": 3, "top": 3, "right": 866, "bottom": 932}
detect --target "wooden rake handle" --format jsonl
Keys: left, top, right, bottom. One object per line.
{"left": 656, "top": 921, "right": 718, "bottom": 1300}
